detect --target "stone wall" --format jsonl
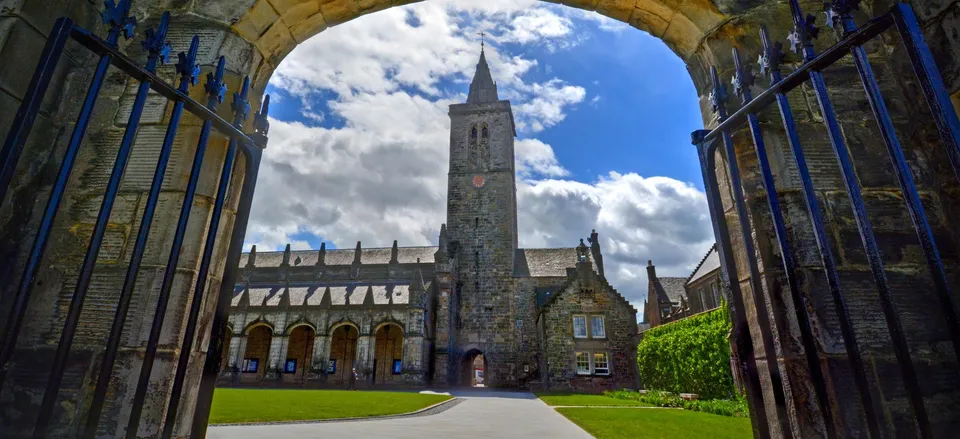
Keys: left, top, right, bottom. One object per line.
{"left": 540, "top": 266, "right": 639, "bottom": 392}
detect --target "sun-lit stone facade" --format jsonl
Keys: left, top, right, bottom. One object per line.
{"left": 223, "top": 51, "right": 639, "bottom": 391}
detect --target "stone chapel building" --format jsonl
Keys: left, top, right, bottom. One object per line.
{"left": 221, "top": 49, "right": 639, "bottom": 392}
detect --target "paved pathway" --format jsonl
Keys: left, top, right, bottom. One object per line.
{"left": 207, "top": 390, "right": 594, "bottom": 439}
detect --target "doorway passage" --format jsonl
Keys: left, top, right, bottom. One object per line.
{"left": 460, "top": 350, "right": 487, "bottom": 387}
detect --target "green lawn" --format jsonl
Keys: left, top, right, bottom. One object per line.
{"left": 536, "top": 392, "right": 651, "bottom": 407}
{"left": 557, "top": 407, "right": 753, "bottom": 439}
{"left": 209, "top": 389, "right": 452, "bottom": 424}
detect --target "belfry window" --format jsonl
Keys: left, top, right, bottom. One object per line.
{"left": 471, "top": 126, "right": 477, "bottom": 140}
{"left": 481, "top": 126, "right": 488, "bottom": 139}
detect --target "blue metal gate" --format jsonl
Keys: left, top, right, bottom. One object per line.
{"left": 694, "top": 1, "right": 960, "bottom": 437}
{"left": 0, "top": 1, "right": 266, "bottom": 437}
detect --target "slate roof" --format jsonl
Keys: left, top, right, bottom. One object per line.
{"left": 654, "top": 277, "right": 688, "bottom": 305}
{"left": 231, "top": 283, "right": 411, "bottom": 307}
{"left": 514, "top": 248, "right": 598, "bottom": 278}
{"left": 241, "top": 246, "right": 438, "bottom": 268}
{"left": 687, "top": 244, "right": 720, "bottom": 285}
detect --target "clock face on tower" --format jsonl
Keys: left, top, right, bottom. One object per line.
{"left": 472, "top": 175, "right": 486, "bottom": 188}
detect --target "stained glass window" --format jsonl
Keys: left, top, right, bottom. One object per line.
{"left": 573, "top": 315, "right": 587, "bottom": 338}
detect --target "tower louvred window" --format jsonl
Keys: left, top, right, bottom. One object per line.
{"left": 471, "top": 126, "right": 477, "bottom": 140}
{"left": 482, "top": 126, "right": 488, "bottom": 139}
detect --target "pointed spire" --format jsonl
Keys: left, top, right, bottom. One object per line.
{"left": 246, "top": 245, "right": 257, "bottom": 268}
{"left": 467, "top": 48, "right": 499, "bottom": 104}
{"left": 237, "top": 288, "right": 250, "bottom": 310}
{"left": 438, "top": 224, "right": 448, "bottom": 252}
{"left": 281, "top": 243, "right": 291, "bottom": 266}
{"left": 316, "top": 242, "right": 326, "bottom": 266}
{"left": 390, "top": 240, "right": 399, "bottom": 264}
{"left": 279, "top": 287, "right": 291, "bottom": 308}
{"left": 353, "top": 241, "right": 362, "bottom": 265}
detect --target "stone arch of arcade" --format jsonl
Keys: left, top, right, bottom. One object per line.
{"left": 373, "top": 322, "right": 404, "bottom": 385}
{"left": 328, "top": 322, "right": 360, "bottom": 385}
{"left": 1, "top": 0, "right": 959, "bottom": 438}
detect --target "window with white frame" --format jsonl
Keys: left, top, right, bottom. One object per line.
{"left": 573, "top": 315, "right": 588, "bottom": 338}
{"left": 593, "top": 352, "right": 610, "bottom": 375}
{"left": 576, "top": 352, "right": 591, "bottom": 375}
{"left": 590, "top": 315, "right": 606, "bottom": 338}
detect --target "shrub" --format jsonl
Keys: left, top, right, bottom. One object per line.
{"left": 636, "top": 304, "right": 735, "bottom": 400}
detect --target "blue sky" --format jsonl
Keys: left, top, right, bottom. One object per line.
{"left": 246, "top": 1, "right": 714, "bottom": 315}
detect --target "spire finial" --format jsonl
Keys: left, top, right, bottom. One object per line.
{"left": 478, "top": 30, "right": 485, "bottom": 51}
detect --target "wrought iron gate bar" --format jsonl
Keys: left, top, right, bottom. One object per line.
{"left": 710, "top": 66, "right": 795, "bottom": 439}
{"left": 789, "top": 1, "right": 931, "bottom": 435}
{"left": 831, "top": 4, "right": 960, "bottom": 370}
{"left": 758, "top": 24, "right": 882, "bottom": 438}
{"left": 692, "top": 2, "right": 960, "bottom": 436}
{"left": 68, "top": 26, "right": 259, "bottom": 152}
{"left": 0, "top": 6, "right": 130, "bottom": 391}
{"left": 892, "top": 3, "right": 960, "bottom": 185}
{"left": 83, "top": 32, "right": 202, "bottom": 438}
{"left": 0, "top": 17, "right": 72, "bottom": 207}
{"left": 731, "top": 47, "right": 838, "bottom": 439}
{"left": 0, "top": 1, "right": 267, "bottom": 435}
{"left": 191, "top": 128, "right": 266, "bottom": 439}
{"left": 697, "top": 12, "right": 891, "bottom": 144}
{"left": 692, "top": 132, "right": 770, "bottom": 439}
{"left": 34, "top": 12, "right": 174, "bottom": 436}
{"left": 160, "top": 76, "right": 253, "bottom": 439}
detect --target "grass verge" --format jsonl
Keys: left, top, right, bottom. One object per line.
{"left": 209, "top": 388, "right": 452, "bottom": 424}
{"left": 557, "top": 407, "right": 753, "bottom": 439}
{"left": 535, "top": 392, "right": 651, "bottom": 407}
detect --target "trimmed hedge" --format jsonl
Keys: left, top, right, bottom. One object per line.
{"left": 637, "top": 304, "right": 735, "bottom": 399}
{"left": 604, "top": 389, "right": 749, "bottom": 418}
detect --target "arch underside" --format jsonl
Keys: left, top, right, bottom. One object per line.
{"left": 178, "top": 0, "right": 727, "bottom": 87}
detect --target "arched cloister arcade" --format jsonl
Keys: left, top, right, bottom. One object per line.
{"left": 0, "top": 0, "right": 959, "bottom": 438}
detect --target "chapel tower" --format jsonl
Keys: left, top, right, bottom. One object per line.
{"left": 444, "top": 48, "right": 519, "bottom": 386}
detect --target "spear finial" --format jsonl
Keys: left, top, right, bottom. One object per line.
{"left": 232, "top": 76, "right": 252, "bottom": 125}
{"left": 176, "top": 35, "right": 202, "bottom": 90}
{"left": 758, "top": 25, "right": 785, "bottom": 82}
{"left": 709, "top": 66, "right": 728, "bottom": 118}
{"left": 731, "top": 48, "right": 755, "bottom": 104}
{"left": 141, "top": 11, "right": 172, "bottom": 71}
{"left": 205, "top": 57, "right": 227, "bottom": 105}
{"left": 102, "top": 0, "right": 137, "bottom": 43}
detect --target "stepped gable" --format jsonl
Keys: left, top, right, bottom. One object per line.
{"left": 513, "top": 248, "right": 600, "bottom": 277}
{"left": 240, "top": 245, "right": 438, "bottom": 267}
{"left": 539, "top": 263, "right": 636, "bottom": 313}
{"left": 686, "top": 243, "right": 720, "bottom": 285}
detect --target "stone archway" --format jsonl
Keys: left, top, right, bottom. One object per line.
{"left": 242, "top": 325, "right": 273, "bottom": 382}
{"left": 286, "top": 325, "right": 316, "bottom": 382}
{"left": 372, "top": 323, "right": 404, "bottom": 385}
{"left": 0, "top": 0, "right": 959, "bottom": 438}
{"left": 460, "top": 349, "right": 487, "bottom": 387}
{"left": 329, "top": 324, "right": 359, "bottom": 385}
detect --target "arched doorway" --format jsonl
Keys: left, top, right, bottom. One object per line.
{"left": 286, "top": 325, "right": 315, "bottom": 383}
{"left": 460, "top": 350, "right": 487, "bottom": 387}
{"left": 373, "top": 323, "right": 404, "bottom": 385}
{"left": 242, "top": 325, "right": 272, "bottom": 382}
{"left": 329, "top": 324, "right": 358, "bottom": 385}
